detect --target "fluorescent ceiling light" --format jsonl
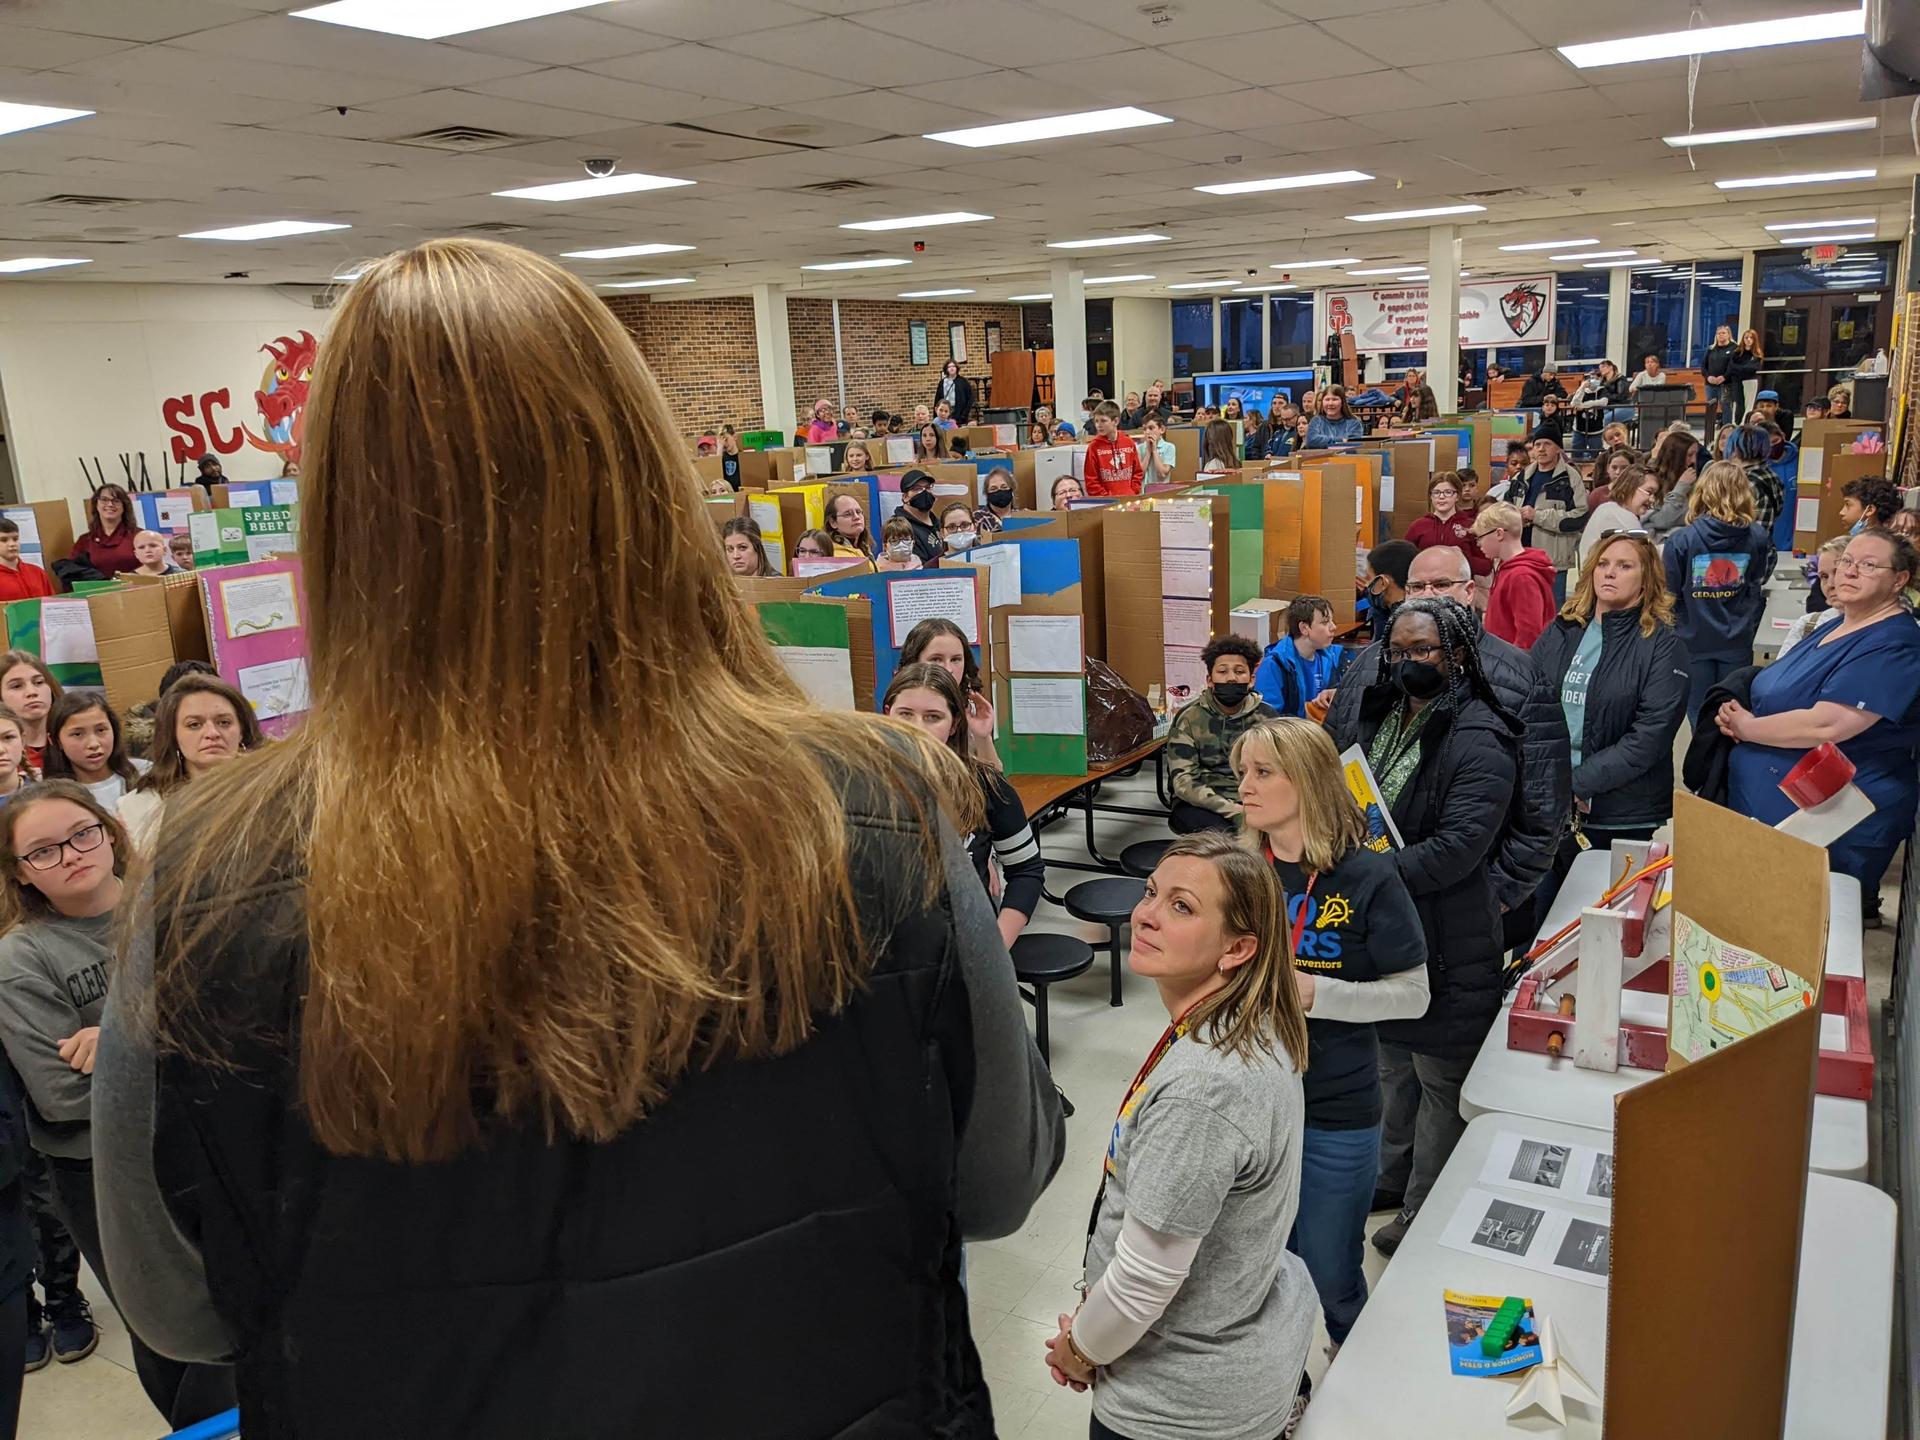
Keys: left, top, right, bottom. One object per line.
{"left": 1550, "top": 249, "right": 1636, "bottom": 260}
{"left": 1269, "top": 258, "right": 1357, "bottom": 269}
{"left": 180, "top": 220, "right": 349, "bottom": 240}
{"left": 291, "top": 0, "right": 601, "bottom": 39}
{"left": 1663, "top": 117, "right": 1876, "bottom": 147}
{"left": 1559, "top": 8, "right": 1863, "bottom": 68}
{"left": 599, "top": 277, "right": 695, "bottom": 289}
{"left": 925, "top": 106, "right": 1171, "bottom": 148}
{"left": 1347, "top": 203, "right": 1485, "bottom": 222}
{"left": 1166, "top": 280, "right": 1239, "bottom": 290}
{"left": 1232, "top": 284, "right": 1299, "bottom": 292}
{"left": 0, "top": 257, "right": 90, "bottom": 274}
{"left": 841, "top": 211, "right": 992, "bottom": 231}
{"left": 1778, "top": 230, "right": 1876, "bottom": 243}
{"left": 801, "top": 257, "right": 911, "bottom": 271}
{"left": 1193, "top": 169, "right": 1371, "bottom": 196}
{"left": 0, "top": 101, "right": 92, "bottom": 138}
{"left": 1765, "top": 216, "right": 1874, "bottom": 231}
{"left": 1047, "top": 233, "right": 1170, "bottom": 250}
{"left": 1082, "top": 274, "right": 1156, "bottom": 284}
{"left": 1008, "top": 293, "right": 1052, "bottom": 301}
{"left": 332, "top": 267, "right": 368, "bottom": 281}
{"left": 1585, "top": 257, "right": 1664, "bottom": 268}
{"left": 1716, "top": 168, "right": 1876, "bottom": 190}
{"left": 1345, "top": 265, "right": 1424, "bottom": 276}
{"left": 562, "top": 242, "right": 695, "bottom": 259}
{"left": 898, "top": 288, "right": 974, "bottom": 297}
{"left": 1499, "top": 238, "right": 1597, "bottom": 252}
{"left": 495, "top": 172, "right": 694, "bottom": 202}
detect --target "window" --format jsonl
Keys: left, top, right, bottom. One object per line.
{"left": 1689, "top": 260, "right": 1742, "bottom": 362}
{"left": 1022, "top": 302, "right": 1053, "bottom": 350}
{"left": 1383, "top": 350, "right": 1427, "bottom": 375}
{"left": 1553, "top": 271, "right": 1608, "bottom": 363}
{"left": 1268, "top": 293, "right": 1314, "bottom": 368}
{"left": 1494, "top": 345, "right": 1547, "bottom": 376}
{"left": 1220, "top": 297, "right": 1264, "bottom": 371}
{"left": 1758, "top": 242, "right": 1895, "bottom": 293}
{"left": 1628, "top": 270, "right": 1690, "bottom": 369}
{"left": 1172, "top": 299, "right": 1213, "bottom": 378}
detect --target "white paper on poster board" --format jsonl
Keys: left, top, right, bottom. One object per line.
{"left": 1006, "top": 614, "right": 1083, "bottom": 673}
{"left": 888, "top": 573, "right": 979, "bottom": 646}
{"left": 806, "top": 446, "right": 835, "bottom": 475}
{"left": 1009, "top": 677, "right": 1084, "bottom": 735}
{"left": 992, "top": 424, "right": 1017, "bottom": 447}
{"left": 1435, "top": 1187, "right": 1610, "bottom": 1289}
{"left": 1327, "top": 274, "right": 1555, "bottom": 352}
{"left": 244, "top": 533, "right": 294, "bottom": 563}
{"left": 235, "top": 656, "right": 311, "bottom": 722}
{"left": 747, "top": 497, "right": 786, "bottom": 576}
{"left": 1796, "top": 497, "right": 1821, "bottom": 530}
{"left": 39, "top": 599, "right": 96, "bottom": 666}
{"left": 1164, "top": 645, "right": 1207, "bottom": 710}
{"left": 2, "top": 509, "right": 41, "bottom": 559}
{"left": 1162, "top": 597, "right": 1211, "bottom": 649}
{"left": 270, "top": 480, "right": 299, "bottom": 507}
{"left": 1158, "top": 501, "right": 1211, "bottom": 550}
{"left": 1478, "top": 1129, "right": 1614, "bottom": 1209}
{"left": 1161, "top": 547, "right": 1210, "bottom": 599}
{"left": 886, "top": 435, "right": 918, "bottom": 466}
{"left": 188, "top": 512, "right": 220, "bottom": 555}
{"left": 1035, "top": 446, "right": 1077, "bottom": 502}
{"left": 1355, "top": 484, "right": 1365, "bottom": 524}
{"left": 966, "top": 543, "right": 1023, "bottom": 609}
{"left": 227, "top": 491, "right": 263, "bottom": 510}
{"left": 1801, "top": 447, "right": 1825, "bottom": 488}
{"left": 1380, "top": 474, "right": 1396, "bottom": 511}
{"left": 1069, "top": 444, "right": 1091, "bottom": 481}
{"left": 148, "top": 493, "right": 194, "bottom": 532}
{"left": 772, "top": 644, "right": 857, "bottom": 711}
{"left": 218, "top": 571, "right": 300, "bottom": 641}
{"left": 793, "top": 556, "right": 857, "bottom": 579}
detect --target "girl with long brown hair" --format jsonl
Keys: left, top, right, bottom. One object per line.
{"left": 720, "top": 514, "right": 774, "bottom": 576}
{"left": 1044, "top": 830, "right": 1317, "bottom": 1439}
{"left": 90, "top": 238, "right": 1062, "bottom": 1439}
{"left": 0, "top": 654, "right": 59, "bottom": 775}
{"left": 116, "top": 673, "right": 263, "bottom": 854}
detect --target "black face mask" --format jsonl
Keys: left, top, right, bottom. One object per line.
{"left": 986, "top": 488, "right": 1013, "bottom": 509}
{"left": 1390, "top": 659, "right": 1447, "bottom": 701}
{"left": 907, "top": 490, "right": 935, "bottom": 513}
{"left": 1211, "top": 681, "right": 1251, "bottom": 709}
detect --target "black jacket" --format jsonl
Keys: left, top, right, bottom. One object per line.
{"left": 1519, "top": 375, "right": 1568, "bottom": 407}
{"left": 1682, "top": 665, "right": 1759, "bottom": 804}
{"left": 1703, "top": 343, "right": 1738, "bottom": 386}
{"left": 1529, "top": 609, "right": 1691, "bottom": 831}
{"left": 934, "top": 373, "right": 976, "bottom": 425}
{"left": 1329, "top": 686, "right": 1522, "bottom": 1057}
{"left": 1325, "top": 626, "right": 1569, "bottom": 912}
{"left": 0, "top": 1061, "right": 27, "bottom": 1304}
{"left": 904, "top": 506, "right": 944, "bottom": 565}
{"left": 1118, "top": 402, "right": 1171, "bottom": 432}
{"left": 136, "top": 763, "right": 1063, "bottom": 1440}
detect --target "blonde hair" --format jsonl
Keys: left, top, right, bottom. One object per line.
{"left": 146, "top": 238, "right": 970, "bottom": 1163}
{"left": 1160, "top": 831, "right": 1309, "bottom": 1072}
{"left": 1687, "top": 459, "right": 1758, "bottom": 526}
{"left": 1560, "top": 531, "right": 1676, "bottom": 637}
{"left": 1231, "top": 719, "right": 1368, "bottom": 875}
{"left": 841, "top": 439, "right": 873, "bottom": 471}
{"left": 1472, "top": 500, "right": 1523, "bottom": 537}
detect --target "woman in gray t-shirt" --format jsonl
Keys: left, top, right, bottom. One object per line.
{"left": 1045, "top": 830, "right": 1318, "bottom": 1440}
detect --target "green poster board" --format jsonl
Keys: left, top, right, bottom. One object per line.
{"left": 189, "top": 506, "right": 300, "bottom": 568}
{"left": 4, "top": 597, "right": 104, "bottom": 688}
{"left": 739, "top": 430, "right": 785, "bottom": 452}
{"left": 757, "top": 600, "right": 849, "bottom": 650}
{"left": 999, "top": 676, "right": 1089, "bottom": 776}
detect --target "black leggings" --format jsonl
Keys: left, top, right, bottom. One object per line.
{"left": 0, "top": 1282, "right": 22, "bottom": 1440}
{"left": 46, "top": 1157, "right": 235, "bottom": 1430}
{"left": 1169, "top": 801, "right": 1235, "bottom": 835}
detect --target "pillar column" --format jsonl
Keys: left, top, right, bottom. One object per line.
{"left": 1427, "top": 225, "right": 1461, "bottom": 413}
{"left": 1606, "top": 265, "right": 1631, "bottom": 368}
{"left": 1049, "top": 259, "right": 1087, "bottom": 424}
{"left": 751, "top": 282, "right": 796, "bottom": 437}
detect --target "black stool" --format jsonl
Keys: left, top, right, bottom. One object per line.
{"left": 1121, "top": 840, "right": 1172, "bottom": 879}
{"left": 1011, "top": 933, "right": 1094, "bottom": 1064}
{"left": 1065, "top": 877, "right": 1145, "bottom": 1008}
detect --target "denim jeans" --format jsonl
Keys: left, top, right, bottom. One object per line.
{"left": 1289, "top": 1123, "right": 1383, "bottom": 1345}
{"left": 1686, "top": 653, "right": 1746, "bottom": 731}
{"left": 1376, "top": 1045, "right": 1471, "bottom": 1212}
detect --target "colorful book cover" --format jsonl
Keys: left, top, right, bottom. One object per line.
{"left": 1443, "top": 1291, "right": 1543, "bottom": 1377}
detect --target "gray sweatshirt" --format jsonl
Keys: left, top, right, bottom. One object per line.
{"left": 0, "top": 909, "right": 115, "bottom": 1159}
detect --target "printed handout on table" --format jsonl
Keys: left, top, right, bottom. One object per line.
{"left": 1437, "top": 1188, "right": 1611, "bottom": 1289}
{"left": 1006, "top": 614, "right": 1083, "bottom": 674}
{"left": 772, "top": 644, "right": 856, "bottom": 711}
{"left": 1162, "top": 598, "right": 1211, "bottom": 650}
{"left": 39, "top": 600, "right": 97, "bottom": 666}
{"left": 888, "top": 573, "right": 979, "bottom": 646}
{"left": 1479, "top": 1129, "right": 1614, "bottom": 1208}
{"left": 218, "top": 571, "right": 301, "bottom": 641}
{"left": 966, "top": 543, "right": 1023, "bottom": 608}
{"left": 1009, "top": 677, "right": 1084, "bottom": 736}
{"left": 236, "top": 656, "right": 311, "bottom": 723}
{"left": 1161, "top": 547, "right": 1211, "bottom": 599}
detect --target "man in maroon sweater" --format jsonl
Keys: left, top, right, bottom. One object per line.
{"left": 1473, "top": 501, "right": 1558, "bottom": 650}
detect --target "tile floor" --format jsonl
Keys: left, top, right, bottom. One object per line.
{"left": 31, "top": 760, "right": 1898, "bottom": 1439}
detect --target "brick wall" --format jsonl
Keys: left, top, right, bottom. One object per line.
{"left": 606, "top": 292, "right": 1026, "bottom": 440}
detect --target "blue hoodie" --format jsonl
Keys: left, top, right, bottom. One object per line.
{"left": 1254, "top": 638, "right": 1343, "bottom": 716}
{"left": 1662, "top": 515, "right": 1777, "bottom": 660}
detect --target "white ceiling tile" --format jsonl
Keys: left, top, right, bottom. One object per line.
{"left": 581, "top": 45, "right": 866, "bottom": 104}
{"left": 1406, "top": 48, "right": 1588, "bottom": 102}
{"left": 1152, "top": 87, "right": 1329, "bottom": 130}
{"left": 1035, "top": 0, "right": 1298, "bottom": 43}
{"left": 1274, "top": 69, "right": 1450, "bottom": 116}
{"left": 591, "top": 0, "right": 821, "bottom": 42}
{"left": 1236, "top": 116, "right": 1387, "bottom": 152}
{"left": 0, "top": 0, "right": 239, "bottom": 42}
{"left": 725, "top": 18, "right": 997, "bottom": 85}
{"left": 440, "top": 15, "right": 677, "bottom": 66}
{"left": 0, "top": 22, "right": 142, "bottom": 69}
{"left": 780, "top": 89, "right": 997, "bottom": 136}
{"left": 859, "top": 0, "right": 1134, "bottom": 60}
{"left": 1271, "top": 0, "right": 1410, "bottom": 18}
{"left": 1022, "top": 48, "right": 1238, "bottom": 103}
{"left": 52, "top": 44, "right": 430, "bottom": 108}
{"left": 1322, "top": 0, "right": 1537, "bottom": 66}
{"left": 169, "top": 15, "right": 543, "bottom": 84}
{"left": 1163, "top": 23, "right": 1382, "bottom": 84}
{"left": 464, "top": 68, "right": 738, "bottom": 124}
{"left": 908, "top": 69, "right": 1102, "bottom": 117}
{"left": 341, "top": 88, "right": 638, "bottom": 140}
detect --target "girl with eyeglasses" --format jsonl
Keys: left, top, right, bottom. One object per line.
{"left": 0, "top": 782, "right": 233, "bottom": 1428}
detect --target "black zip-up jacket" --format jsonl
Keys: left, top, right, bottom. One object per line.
{"left": 1703, "top": 343, "right": 1739, "bottom": 387}
{"left": 1530, "top": 609, "right": 1692, "bottom": 831}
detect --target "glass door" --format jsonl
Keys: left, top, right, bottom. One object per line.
{"left": 1816, "top": 298, "right": 1881, "bottom": 396}
{"left": 1758, "top": 302, "right": 1814, "bottom": 416}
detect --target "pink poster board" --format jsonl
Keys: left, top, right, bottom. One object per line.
{"left": 199, "top": 557, "right": 311, "bottom": 739}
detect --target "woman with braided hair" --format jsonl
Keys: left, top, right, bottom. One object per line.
{"left": 1325, "top": 597, "right": 1522, "bottom": 1256}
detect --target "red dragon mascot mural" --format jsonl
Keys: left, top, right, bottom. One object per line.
{"left": 248, "top": 330, "right": 318, "bottom": 464}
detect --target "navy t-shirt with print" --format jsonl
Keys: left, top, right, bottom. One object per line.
{"left": 1273, "top": 845, "right": 1427, "bottom": 1129}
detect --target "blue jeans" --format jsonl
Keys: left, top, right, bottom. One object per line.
{"left": 1686, "top": 653, "right": 1746, "bottom": 730}
{"left": 1289, "top": 1122, "right": 1383, "bottom": 1345}
{"left": 1707, "top": 383, "right": 1736, "bottom": 430}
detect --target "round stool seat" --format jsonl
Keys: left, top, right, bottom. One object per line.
{"left": 1120, "top": 839, "right": 1173, "bottom": 879}
{"left": 1012, "top": 933, "right": 1095, "bottom": 985}
{"left": 1065, "top": 876, "right": 1146, "bottom": 924}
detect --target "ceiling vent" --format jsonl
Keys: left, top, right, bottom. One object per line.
{"left": 794, "top": 179, "right": 876, "bottom": 195}
{"left": 456, "top": 220, "right": 529, "bottom": 235}
{"left": 391, "top": 125, "right": 529, "bottom": 153}
{"left": 35, "top": 193, "right": 142, "bottom": 210}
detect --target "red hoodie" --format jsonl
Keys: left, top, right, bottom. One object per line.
{"left": 1082, "top": 432, "right": 1144, "bottom": 497}
{"left": 1486, "top": 545, "right": 1558, "bottom": 650}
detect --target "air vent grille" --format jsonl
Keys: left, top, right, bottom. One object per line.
{"left": 36, "top": 194, "right": 141, "bottom": 209}
{"left": 391, "top": 126, "right": 529, "bottom": 153}
{"left": 795, "top": 179, "right": 876, "bottom": 195}
{"left": 456, "top": 220, "right": 529, "bottom": 235}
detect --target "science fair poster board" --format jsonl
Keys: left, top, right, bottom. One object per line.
{"left": 4, "top": 595, "right": 102, "bottom": 688}
{"left": 189, "top": 506, "right": 299, "bottom": 569}
{"left": 754, "top": 599, "right": 858, "bottom": 712}
{"left": 132, "top": 489, "right": 204, "bottom": 536}
{"left": 199, "top": 557, "right": 311, "bottom": 738}
{"left": 0, "top": 502, "right": 74, "bottom": 576}
{"left": 810, "top": 567, "right": 986, "bottom": 709}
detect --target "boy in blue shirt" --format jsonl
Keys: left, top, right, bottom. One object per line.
{"left": 1254, "top": 595, "right": 1344, "bottom": 716}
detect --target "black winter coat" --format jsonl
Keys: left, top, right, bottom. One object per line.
{"left": 1330, "top": 686, "right": 1522, "bottom": 1057}
{"left": 1682, "top": 665, "right": 1759, "bottom": 804}
{"left": 934, "top": 373, "right": 976, "bottom": 425}
{"left": 1703, "top": 343, "right": 1739, "bottom": 386}
{"left": 1530, "top": 609, "right": 1692, "bottom": 831}
{"left": 1324, "top": 627, "right": 1568, "bottom": 912}
{"left": 141, "top": 763, "right": 1062, "bottom": 1440}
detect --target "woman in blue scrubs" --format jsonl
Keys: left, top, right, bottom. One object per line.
{"left": 1720, "top": 528, "right": 1920, "bottom": 926}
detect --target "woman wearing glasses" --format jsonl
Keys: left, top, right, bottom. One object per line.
{"left": 1720, "top": 529, "right": 1920, "bottom": 929}
{"left": 0, "top": 782, "right": 232, "bottom": 1429}
{"left": 1529, "top": 532, "right": 1690, "bottom": 906}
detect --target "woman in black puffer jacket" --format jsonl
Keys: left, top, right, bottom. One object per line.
{"left": 1326, "top": 598, "right": 1521, "bottom": 1250}
{"left": 1529, "top": 530, "right": 1691, "bottom": 915}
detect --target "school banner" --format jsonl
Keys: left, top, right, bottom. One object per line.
{"left": 1326, "top": 275, "right": 1555, "bottom": 352}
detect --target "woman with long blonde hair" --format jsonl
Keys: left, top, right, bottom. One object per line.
{"left": 1233, "top": 718, "right": 1427, "bottom": 1366}
{"left": 1044, "top": 830, "right": 1318, "bottom": 1440}
{"left": 89, "top": 238, "right": 1063, "bottom": 1440}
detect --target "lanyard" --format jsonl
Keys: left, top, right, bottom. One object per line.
{"left": 1260, "top": 838, "right": 1318, "bottom": 956}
